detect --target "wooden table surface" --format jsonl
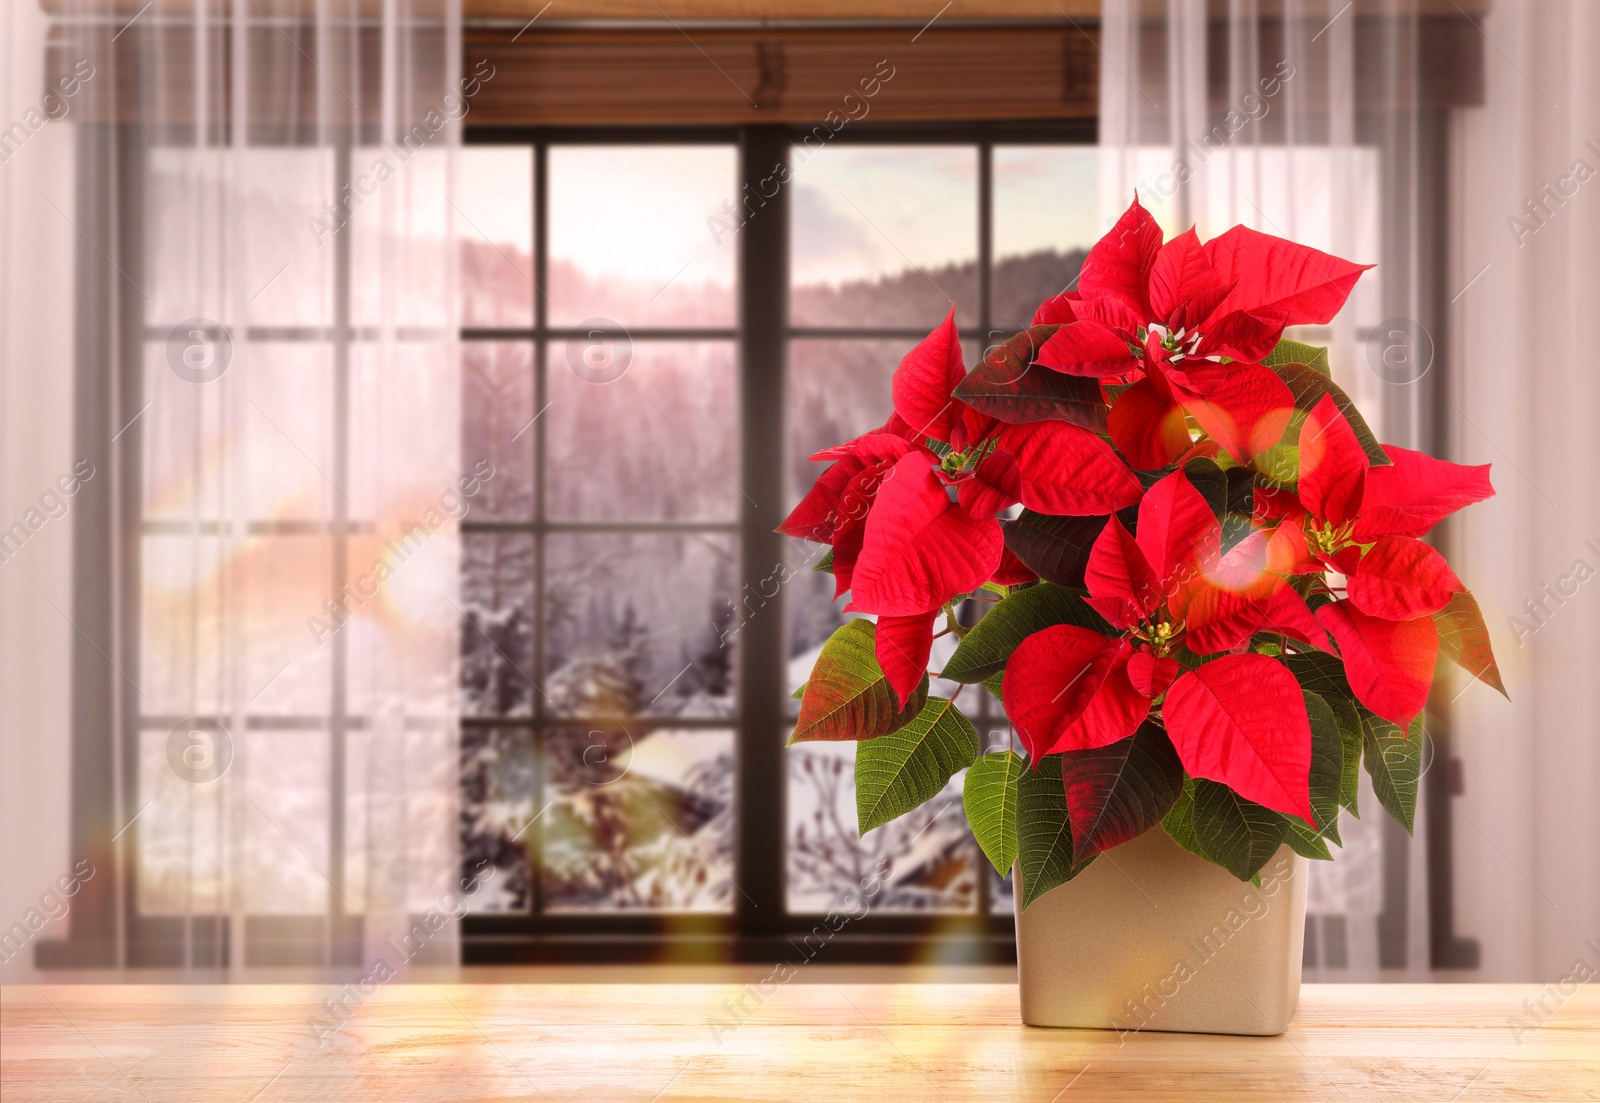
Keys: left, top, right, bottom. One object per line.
{"left": 2, "top": 983, "right": 1596, "bottom": 1101}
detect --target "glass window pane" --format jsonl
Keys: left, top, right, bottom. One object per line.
{"left": 787, "top": 742, "right": 978, "bottom": 913}
{"left": 462, "top": 341, "right": 535, "bottom": 521}
{"left": 790, "top": 145, "right": 978, "bottom": 329}
{"left": 141, "top": 533, "right": 333, "bottom": 718}
{"left": 991, "top": 146, "right": 1100, "bottom": 334}
{"left": 990, "top": 867, "right": 1015, "bottom": 914}
{"left": 241, "top": 729, "right": 332, "bottom": 914}
{"left": 458, "top": 146, "right": 535, "bottom": 328}
{"left": 143, "top": 342, "right": 336, "bottom": 524}
{"left": 461, "top": 533, "right": 536, "bottom": 718}
{"left": 545, "top": 533, "right": 736, "bottom": 720}
{"left": 784, "top": 540, "right": 849, "bottom": 702}
{"left": 541, "top": 727, "right": 735, "bottom": 913}
{"left": 350, "top": 147, "right": 452, "bottom": 329}
{"left": 546, "top": 340, "right": 738, "bottom": 523}
{"left": 146, "top": 148, "right": 335, "bottom": 329}
{"left": 548, "top": 145, "right": 736, "bottom": 328}
{"left": 136, "top": 725, "right": 226, "bottom": 915}
{"left": 786, "top": 337, "right": 900, "bottom": 507}
{"left": 459, "top": 728, "right": 536, "bottom": 913}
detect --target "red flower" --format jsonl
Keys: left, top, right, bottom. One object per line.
{"left": 1262, "top": 394, "right": 1495, "bottom": 726}
{"left": 891, "top": 307, "right": 1143, "bottom": 518}
{"left": 1034, "top": 197, "right": 1371, "bottom": 469}
{"left": 781, "top": 310, "right": 1143, "bottom": 706}
{"left": 1002, "top": 470, "right": 1316, "bottom": 820}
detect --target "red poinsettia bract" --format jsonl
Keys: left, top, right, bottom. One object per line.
{"left": 1035, "top": 197, "right": 1371, "bottom": 469}
{"left": 779, "top": 308, "right": 1142, "bottom": 706}
{"left": 1003, "top": 470, "right": 1317, "bottom": 822}
{"left": 1259, "top": 394, "right": 1495, "bottom": 726}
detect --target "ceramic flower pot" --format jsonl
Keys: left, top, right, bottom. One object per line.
{"left": 1014, "top": 827, "right": 1309, "bottom": 1036}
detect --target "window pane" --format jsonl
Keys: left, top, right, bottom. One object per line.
{"left": 136, "top": 725, "right": 226, "bottom": 915}
{"left": 787, "top": 742, "right": 978, "bottom": 914}
{"left": 241, "top": 729, "right": 332, "bottom": 914}
{"left": 146, "top": 148, "right": 334, "bottom": 328}
{"left": 990, "top": 867, "right": 1015, "bottom": 914}
{"left": 546, "top": 340, "right": 738, "bottom": 523}
{"left": 548, "top": 145, "right": 736, "bottom": 328}
{"left": 992, "top": 146, "right": 1100, "bottom": 334}
{"left": 790, "top": 145, "right": 977, "bottom": 329}
{"left": 786, "top": 337, "right": 899, "bottom": 507}
{"left": 541, "top": 727, "right": 735, "bottom": 913}
{"left": 462, "top": 341, "right": 535, "bottom": 521}
{"left": 143, "top": 342, "right": 336, "bottom": 524}
{"left": 141, "top": 533, "right": 332, "bottom": 718}
{"left": 461, "top": 532, "right": 536, "bottom": 718}
{"left": 545, "top": 533, "right": 736, "bottom": 720}
{"left": 784, "top": 538, "right": 847, "bottom": 701}
{"left": 459, "top": 146, "right": 535, "bottom": 328}
{"left": 350, "top": 147, "right": 452, "bottom": 329}
{"left": 459, "top": 728, "right": 536, "bottom": 913}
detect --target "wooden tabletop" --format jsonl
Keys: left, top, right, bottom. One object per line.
{"left": 3, "top": 983, "right": 1596, "bottom": 1101}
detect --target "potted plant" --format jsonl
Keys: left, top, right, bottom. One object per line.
{"left": 782, "top": 197, "right": 1504, "bottom": 1036}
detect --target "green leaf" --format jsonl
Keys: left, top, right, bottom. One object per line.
{"left": 790, "top": 682, "right": 806, "bottom": 700}
{"left": 1269, "top": 361, "right": 1390, "bottom": 467}
{"left": 952, "top": 325, "right": 1108, "bottom": 432}
{"left": 1161, "top": 778, "right": 1211, "bottom": 862}
{"left": 1287, "top": 650, "right": 1354, "bottom": 700}
{"left": 1190, "top": 779, "right": 1289, "bottom": 882}
{"left": 1017, "top": 754, "right": 1094, "bottom": 908}
{"left": 790, "top": 619, "right": 928, "bottom": 744}
{"left": 855, "top": 697, "right": 981, "bottom": 833}
{"left": 1434, "top": 589, "right": 1508, "bottom": 698}
{"left": 1253, "top": 441, "right": 1300, "bottom": 489}
{"left": 963, "top": 750, "right": 1024, "bottom": 876}
{"left": 941, "top": 584, "right": 1105, "bottom": 683}
{"left": 1285, "top": 820, "right": 1333, "bottom": 860}
{"left": 998, "top": 511, "right": 1109, "bottom": 589}
{"left": 812, "top": 548, "right": 834, "bottom": 574}
{"left": 1364, "top": 712, "right": 1423, "bottom": 833}
{"left": 982, "top": 672, "right": 1005, "bottom": 702}
{"left": 1187, "top": 459, "right": 1258, "bottom": 549}
{"left": 1060, "top": 720, "right": 1184, "bottom": 865}
{"left": 1303, "top": 690, "right": 1344, "bottom": 845}
{"left": 1263, "top": 337, "right": 1331, "bottom": 377}
{"left": 1328, "top": 693, "right": 1364, "bottom": 815}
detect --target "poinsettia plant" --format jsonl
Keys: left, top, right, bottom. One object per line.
{"left": 784, "top": 197, "right": 1505, "bottom": 902}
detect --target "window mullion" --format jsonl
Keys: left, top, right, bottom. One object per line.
{"left": 530, "top": 141, "right": 549, "bottom": 919}
{"left": 734, "top": 127, "right": 791, "bottom": 938}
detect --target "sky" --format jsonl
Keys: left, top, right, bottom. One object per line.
{"left": 455, "top": 143, "right": 1113, "bottom": 293}
{"left": 453, "top": 142, "right": 1379, "bottom": 304}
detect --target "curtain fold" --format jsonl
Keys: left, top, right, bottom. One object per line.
{"left": 31, "top": 0, "right": 466, "bottom": 977}
{"left": 1451, "top": 0, "right": 1600, "bottom": 982}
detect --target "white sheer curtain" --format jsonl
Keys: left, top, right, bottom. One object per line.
{"left": 4, "top": 0, "right": 465, "bottom": 978}
{"left": 1451, "top": 2, "right": 1600, "bottom": 982}
{"left": 1099, "top": 0, "right": 1432, "bottom": 978}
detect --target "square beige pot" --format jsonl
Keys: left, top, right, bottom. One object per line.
{"left": 1014, "top": 827, "right": 1308, "bottom": 1036}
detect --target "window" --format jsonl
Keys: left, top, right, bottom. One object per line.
{"left": 458, "top": 123, "right": 1098, "bottom": 961}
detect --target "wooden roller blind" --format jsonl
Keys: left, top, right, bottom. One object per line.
{"left": 466, "top": 25, "right": 1100, "bottom": 126}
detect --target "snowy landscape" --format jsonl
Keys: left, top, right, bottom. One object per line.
{"left": 457, "top": 198, "right": 1086, "bottom": 915}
